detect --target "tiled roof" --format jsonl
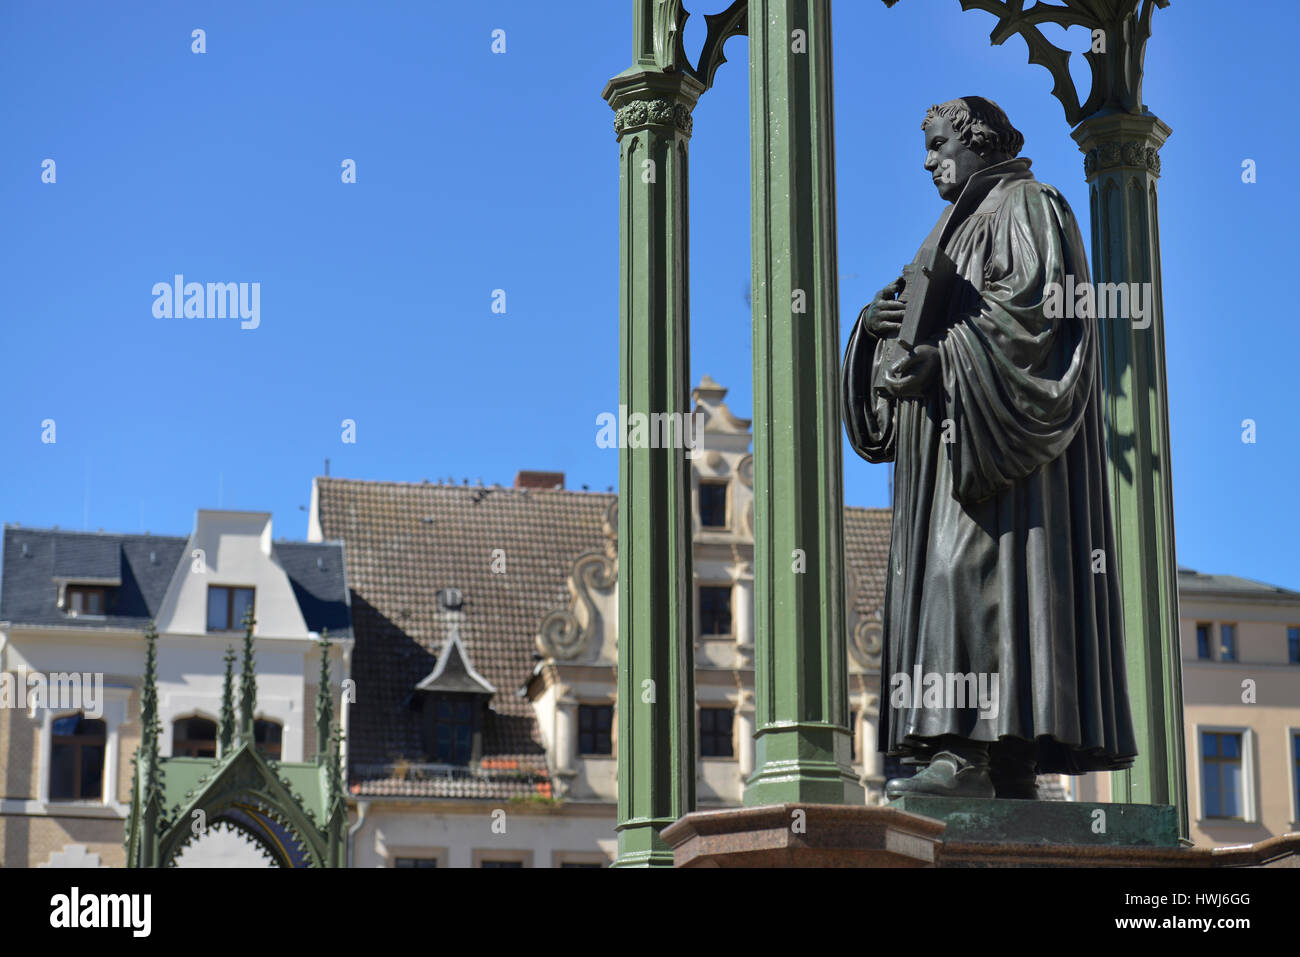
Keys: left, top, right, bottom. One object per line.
{"left": 843, "top": 506, "right": 892, "bottom": 617}
{"left": 0, "top": 525, "right": 352, "bottom": 638}
{"left": 350, "top": 763, "right": 552, "bottom": 800}
{"left": 317, "top": 478, "right": 897, "bottom": 802}
{"left": 315, "top": 478, "right": 615, "bottom": 799}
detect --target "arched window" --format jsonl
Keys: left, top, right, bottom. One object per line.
{"left": 255, "top": 719, "right": 282, "bottom": 761}
{"left": 173, "top": 717, "right": 218, "bottom": 758}
{"left": 49, "top": 713, "right": 107, "bottom": 801}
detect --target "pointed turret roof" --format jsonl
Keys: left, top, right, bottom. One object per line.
{"left": 415, "top": 628, "right": 496, "bottom": 696}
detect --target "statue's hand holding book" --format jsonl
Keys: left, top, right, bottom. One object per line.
{"left": 871, "top": 246, "right": 956, "bottom": 399}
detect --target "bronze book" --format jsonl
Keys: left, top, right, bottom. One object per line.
{"left": 877, "top": 245, "right": 957, "bottom": 388}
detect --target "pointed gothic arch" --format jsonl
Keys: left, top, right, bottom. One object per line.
{"left": 127, "top": 621, "right": 347, "bottom": 868}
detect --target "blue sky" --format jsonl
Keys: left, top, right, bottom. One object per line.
{"left": 2, "top": 1, "right": 1297, "bottom": 589}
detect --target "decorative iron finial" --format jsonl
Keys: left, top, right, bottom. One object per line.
{"left": 218, "top": 646, "right": 236, "bottom": 758}
{"left": 140, "top": 620, "right": 163, "bottom": 808}
{"left": 315, "top": 630, "right": 333, "bottom": 765}
{"left": 238, "top": 607, "right": 257, "bottom": 745}
{"left": 327, "top": 724, "right": 345, "bottom": 814}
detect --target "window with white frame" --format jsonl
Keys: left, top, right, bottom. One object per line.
{"left": 1195, "top": 623, "right": 1212, "bottom": 660}
{"left": 173, "top": 716, "right": 218, "bottom": 758}
{"left": 207, "top": 585, "right": 255, "bottom": 632}
{"left": 1201, "top": 730, "right": 1244, "bottom": 820}
{"left": 1292, "top": 733, "right": 1300, "bottom": 823}
{"left": 698, "top": 585, "right": 733, "bottom": 637}
{"left": 1219, "top": 624, "right": 1237, "bottom": 662}
{"left": 578, "top": 704, "right": 613, "bottom": 755}
{"left": 700, "top": 706, "right": 734, "bottom": 758}
{"left": 698, "top": 481, "right": 729, "bottom": 529}
{"left": 49, "top": 713, "right": 107, "bottom": 801}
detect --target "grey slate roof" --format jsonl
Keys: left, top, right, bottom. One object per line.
{"left": 275, "top": 541, "right": 355, "bottom": 638}
{"left": 1, "top": 527, "right": 186, "bottom": 628}
{"left": 1177, "top": 566, "right": 1300, "bottom": 600}
{"left": 1, "top": 525, "right": 352, "bottom": 638}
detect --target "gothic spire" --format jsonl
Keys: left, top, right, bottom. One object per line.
{"left": 238, "top": 607, "right": 257, "bottom": 745}
{"left": 140, "top": 620, "right": 162, "bottom": 807}
{"left": 218, "top": 646, "right": 236, "bottom": 758}
{"left": 315, "top": 630, "right": 332, "bottom": 765}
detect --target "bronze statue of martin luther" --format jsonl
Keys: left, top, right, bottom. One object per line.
{"left": 842, "top": 96, "right": 1138, "bottom": 800}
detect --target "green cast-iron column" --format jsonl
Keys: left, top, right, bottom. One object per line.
{"left": 744, "top": 0, "right": 863, "bottom": 807}
{"left": 603, "top": 10, "right": 701, "bottom": 865}
{"left": 1072, "top": 113, "right": 1188, "bottom": 839}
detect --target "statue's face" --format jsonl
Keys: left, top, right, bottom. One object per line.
{"left": 923, "top": 115, "right": 989, "bottom": 203}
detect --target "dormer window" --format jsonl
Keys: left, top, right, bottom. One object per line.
{"left": 430, "top": 697, "right": 474, "bottom": 765}
{"left": 65, "top": 585, "right": 108, "bottom": 616}
{"left": 207, "top": 586, "right": 255, "bottom": 632}
{"left": 413, "top": 626, "right": 496, "bottom": 766}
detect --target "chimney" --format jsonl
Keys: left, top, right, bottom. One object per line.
{"left": 514, "top": 470, "right": 565, "bottom": 491}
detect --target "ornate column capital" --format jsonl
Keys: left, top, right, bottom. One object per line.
{"left": 1071, "top": 109, "right": 1172, "bottom": 178}
{"left": 603, "top": 69, "right": 704, "bottom": 138}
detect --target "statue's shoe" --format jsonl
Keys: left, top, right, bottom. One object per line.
{"left": 885, "top": 751, "right": 995, "bottom": 799}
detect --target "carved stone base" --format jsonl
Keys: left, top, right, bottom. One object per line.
{"left": 661, "top": 803, "right": 944, "bottom": 867}
{"left": 888, "top": 794, "right": 1181, "bottom": 847}
{"left": 661, "top": 801, "right": 1300, "bottom": 868}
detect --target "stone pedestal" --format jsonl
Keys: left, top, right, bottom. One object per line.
{"left": 662, "top": 804, "right": 944, "bottom": 867}
{"left": 889, "top": 795, "right": 1180, "bottom": 847}
{"left": 662, "top": 801, "right": 1300, "bottom": 868}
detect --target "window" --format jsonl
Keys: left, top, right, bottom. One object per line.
{"left": 255, "top": 719, "right": 282, "bottom": 761}
{"left": 1219, "top": 624, "right": 1237, "bottom": 662}
{"left": 65, "top": 585, "right": 109, "bottom": 616}
{"left": 173, "top": 716, "right": 218, "bottom": 758}
{"left": 49, "top": 713, "right": 106, "bottom": 801}
{"left": 431, "top": 696, "right": 474, "bottom": 765}
{"left": 1196, "top": 623, "right": 1211, "bottom": 660}
{"left": 480, "top": 860, "right": 523, "bottom": 868}
{"left": 1294, "top": 734, "right": 1300, "bottom": 822}
{"left": 394, "top": 858, "right": 438, "bottom": 868}
{"left": 578, "top": 704, "right": 613, "bottom": 755}
{"left": 1201, "top": 731, "right": 1243, "bottom": 820}
{"left": 699, "top": 585, "right": 733, "bottom": 637}
{"left": 700, "top": 707, "right": 734, "bottom": 758}
{"left": 560, "top": 861, "right": 603, "bottom": 868}
{"left": 1288, "top": 626, "right": 1299, "bottom": 664}
{"left": 699, "top": 482, "right": 728, "bottom": 528}
{"left": 207, "top": 586, "right": 255, "bottom": 632}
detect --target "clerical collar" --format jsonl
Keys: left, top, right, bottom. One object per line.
{"left": 954, "top": 157, "right": 1033, "bottom": 209}
{"left": 937, "top": 157, "right": 1034, "bottom": 247}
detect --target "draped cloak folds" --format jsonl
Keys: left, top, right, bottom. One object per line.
{"left": 842, "top": 157, "right": 1138, "bottom": 773}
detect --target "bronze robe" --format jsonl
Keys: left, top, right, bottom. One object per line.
{"left": 842, "top": 157, "right": 1137, "bottom": 773}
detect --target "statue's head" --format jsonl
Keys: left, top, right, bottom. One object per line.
{"left": 922, "top": 96, "right": 1024, "bottom": 202}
